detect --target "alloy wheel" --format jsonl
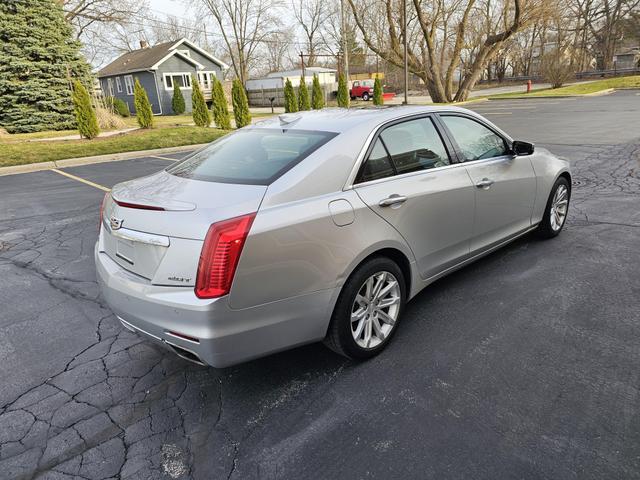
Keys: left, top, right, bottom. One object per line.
{"left": 350, "top": 271, "right": 401, "bottom": 349}
{"left": 550, "top": 184, "right": 569, "bottom": 231}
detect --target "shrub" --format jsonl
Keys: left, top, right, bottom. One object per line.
{"left": 211, "top": 77, "right": 231, "bottom": 129}
{"left": 373, "top": 77, "right": 384, "bottom": 105}
{"left": 283, "top": 78, "right": 297, "bottom": 113}
{"left": 232, "top": 79, "right": 251, "bottom": 128}
{"left": 540, "top": 50, "right": 575, "bottom": 89}
{"left": 311, "top": 74, "right": 324, "bottom": 109}
{"left": 171, "top": 83, "right": 185, "bottom": 115}
{"left": 337, "top": 73, "right": 349, "bottom": 108}
{"left": 133, "top": 79, "right": 154, "bottom": 128}
{"left": 191, "top": 76, "right": 211, "bottom": 127}
{"left": 96, "top": 107, "right": 126, "bottom": 129}
{"left": 298, "top": 76, "right": 310, "bottom": 111}
{"left": 110, "top": 97, "right": 130, "bottom": 117}
{"left": 72, "top": 80, "right": 99, "bottom": 139}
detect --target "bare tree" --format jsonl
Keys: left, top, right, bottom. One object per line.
{"left": 201, "top": 0, "right": 282, "bottom": 84}
{"left": 347, "top": 0, "right": 550, "bottom": 102}
{"left": 291, "top": 0, "right": 329, "bottom": 65}
{"left": 60, "top": 0, "right": 145, "bottom": 38}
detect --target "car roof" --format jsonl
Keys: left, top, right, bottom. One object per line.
{"left": 249, "top": 105, "right": 475, "bottom": 134}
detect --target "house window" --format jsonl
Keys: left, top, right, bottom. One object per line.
{"left": 198, "top": 71, "right": 216, "bottom": 90}
{"left": 106, "top": 78, "right": 114, "bottom": 96}
{"left": 115, "top": 77, "right": 122, "bottom": 93}
{"left": 124, "top": 75, "right": 134, "bottom": 95}
{"left": 163, "top": 73, "right": 192, "bottom": 90}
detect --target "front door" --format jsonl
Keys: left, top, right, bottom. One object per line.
{"left": 439, "top": 114, "right": 537, "bottom": 253}
{"left": 353, "top": 116, "right": 475, "bottom": 280}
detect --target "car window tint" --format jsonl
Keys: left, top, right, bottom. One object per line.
{"left": 166, "top": 129, "right": 337, "bottom": 185}
{"left": 380, "top": 118, "right": 450, "bottom": 174}
{"left": 441, "top": 115, "right": 508, "bottom": 161}
{"left": 359, "top": 138, "right": 395, "bottom": 183}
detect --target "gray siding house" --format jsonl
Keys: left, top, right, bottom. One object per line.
{"left": 98, "top": 38, "right": 228, "bottom": 115}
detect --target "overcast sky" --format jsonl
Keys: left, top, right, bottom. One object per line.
{"left": 148, "top": 0, "right": 192, "bottom": 18}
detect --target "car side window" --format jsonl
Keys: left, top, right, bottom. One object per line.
{"left": 380, "top": 118, "right": 450, "bottom": 174}
{"left": 440, "top": 115, "right": 508, "bottom": 161}
{"left": 358, "top": 138, "right": 395, "bottom": 183}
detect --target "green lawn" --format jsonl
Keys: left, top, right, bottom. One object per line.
{"left": 0, "top": 126, "right": 229, "bottom": 167}
{"left": 488, "top": 75, "right": 640, "bottom": 99}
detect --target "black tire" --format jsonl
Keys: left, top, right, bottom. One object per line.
{"left": 324, "top": 256, "right": 406, "bottom": 360}
{"left": 536, "top": 176, "right": 570, "bottom": 239}
{"left": 362, "top": 92, "right": 370, "bottom": 101}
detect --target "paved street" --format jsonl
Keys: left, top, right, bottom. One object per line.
{"left": 0, "top": 91, "right": 639, "bottom": 479}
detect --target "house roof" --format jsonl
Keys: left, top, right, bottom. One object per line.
{"left": 98, "top": 38, "right": 229, "bottom": 78}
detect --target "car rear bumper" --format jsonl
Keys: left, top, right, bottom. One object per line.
{"left": 95, "top": 246, "right": 336, "bottom": 367}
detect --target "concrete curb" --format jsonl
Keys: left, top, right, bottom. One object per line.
{"left": 0, "top": 143, "right": 206, "bottom": 177}
{"left": 487, "top": 88, "right": 616, "bottom": 100}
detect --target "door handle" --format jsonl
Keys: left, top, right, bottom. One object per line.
{"left": 379, "top": 194, "right": 407, "bottom": 207}
{"left": 475, "top": 178, "right": 494, "bottom": 189}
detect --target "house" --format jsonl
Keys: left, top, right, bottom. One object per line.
{"left": 97, "top": 38, "right": 228, "bottom": 115}
{"left": 613, "top": 47, "right": 640, "bottom": 69}
{"left": 245, "top": 67, "right": 336, "bottom": 107}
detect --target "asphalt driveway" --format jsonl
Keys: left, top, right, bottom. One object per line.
{"left": 0, "top": 91, "right": 639, "bottom": 479}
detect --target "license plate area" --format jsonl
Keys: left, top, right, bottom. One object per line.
{"left": 116, "top": 239, "right": 135, "bottom": 265}
{"left": 103, "top": 226, "right": 170, "bottom": 280}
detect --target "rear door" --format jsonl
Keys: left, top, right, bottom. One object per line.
{"left": 353, "top": 116, "right": 475, "bottom": 280}
{"left": 438, "top": 114, "right": 537, "bottom": 253}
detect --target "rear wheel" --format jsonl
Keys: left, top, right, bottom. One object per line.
{"left": 537, "top": 176, "right": 570, "bottom": 238}
{"left": 325, "top": 257, "right": 406, "bottom": 359}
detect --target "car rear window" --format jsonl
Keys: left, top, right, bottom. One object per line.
{"left": 166, "top": 128, "right": 338, "bottom": 185}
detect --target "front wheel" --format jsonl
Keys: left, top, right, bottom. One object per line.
{"left": 324, "top": 257, "right": 406, "bottom": 360}
{"left": 537, "top": 176, "right": 570, "bottom": 238}
{"left": 362, "top": 92, "right": 370, "bottom": 101}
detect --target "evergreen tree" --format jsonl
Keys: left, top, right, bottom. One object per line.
{"left": 311, "top": 74, "right": 324, "bottom": 110}
{"left": 211, "top": 77, "right": 231, "bottom": 129}
{"left": 72, "top": 80, "right": 99, "bottom": 139}
{"left": 231, "top": 79, "right": 251, "bottom": 128}
{"left": 337, "top": 74, "right": 350, "bottom": 108}
{"left": 133, "top": 78, "right": 154, "bottom": 128}
{"left": 171, "top": 82, "right": 185, "bottom": 115}
{"left": 109, "top": 97, "right": 130, "bottom": 117}
{"left": 0, "top": 0, "right": 92, "bottom": 133}
{"left": 191, "top": 76, "right": 210, "bottom": 127}
{"left": 373, "top": 77, "right": 384, "bottom": 105}
{"left": 283, "top": 78, "right": 297, "bottom": 113}
{"left": 297, "top": 76, "right": 310, "bottom": 111}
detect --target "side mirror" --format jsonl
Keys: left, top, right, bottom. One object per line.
{"left": 512, "top": 140, "right": 535, "bottom": 156}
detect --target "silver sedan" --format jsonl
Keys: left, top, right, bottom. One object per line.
{"left": 96, "top": 106, "right": 571, "bottom": 367}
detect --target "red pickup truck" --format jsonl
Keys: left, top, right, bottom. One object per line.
{"left": 349, "top": 79, "right": 375, "bottom": 101}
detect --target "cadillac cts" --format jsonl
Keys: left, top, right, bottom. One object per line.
{"left": 96, "top": 106, "right": 571, "bottom": 367}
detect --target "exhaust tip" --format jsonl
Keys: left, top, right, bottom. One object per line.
{"left": 166, "top": 342, "right": 206, "bottom": 366}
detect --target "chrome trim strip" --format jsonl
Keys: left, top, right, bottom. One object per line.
{"left": 106, "top": 224, "right": 170, "bottom": 247}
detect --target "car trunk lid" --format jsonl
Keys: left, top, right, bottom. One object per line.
{"left": 101, "top": 171, "right": 266, "bottom": 284}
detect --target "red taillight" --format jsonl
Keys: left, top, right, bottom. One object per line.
{"left": 99, "top": 192, "right": 109, "bottom": 232}
{"left": 195, "top": 213, "right": 256, "bottom": 299}
{"left": 113, "top": 199, "right": 165, "bottom": 211}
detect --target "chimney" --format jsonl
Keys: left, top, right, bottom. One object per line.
{"left": 140, "top": 40, "right": 149, "bottom": 49}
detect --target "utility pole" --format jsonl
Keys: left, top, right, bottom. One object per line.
{"left": 402, "top": 0, "right": 408, "bottom": 104}
{"left": 341, "top": 0, "right": 349, "bottom": 83}
{"left": 300, "top": 51, "right": 305, "bottom": 78}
